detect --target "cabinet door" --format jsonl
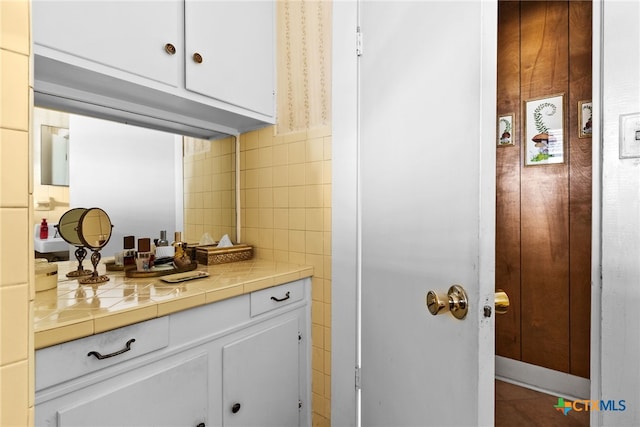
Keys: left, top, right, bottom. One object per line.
{"left": 33, "top": 0, "right": 181, "bottom": 87}
{"left": 184, "top": 0, "right": 275, "bottom": 117}
{"left": 51, "top": 354, "right": 208, "bottom": 427}
{"left": 222, "top": 317, "right": 299, "bottom": 427}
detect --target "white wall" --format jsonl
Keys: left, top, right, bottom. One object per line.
{"left": 600, "top": 1, "right": 640, "bottom": 425}
{"left": 69, "top": 115, "right": 182, "bottom": 258}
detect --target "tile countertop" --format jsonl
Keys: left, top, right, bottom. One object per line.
{"left": 34, "top": 259, "right": 314, "bottom": 350}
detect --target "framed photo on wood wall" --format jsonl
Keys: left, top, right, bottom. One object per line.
{"left": 524, "top": 94, "right": 565, "bottom": 166}
{"left": 497, "top": 114, "right": 515, "bottom": 146}
{"left": 578, "top": 100, "right": 593, "bottom": 138}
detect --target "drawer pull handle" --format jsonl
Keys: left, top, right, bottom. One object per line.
{"left": 270, "top": 291, "right": 290, "bottom": 302}
{"left": 87, "top": 338, "right": 136, "bottom": 360}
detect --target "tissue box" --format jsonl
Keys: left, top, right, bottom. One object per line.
{"left": 195, "top": 244, "right": 253, "bottom": 265}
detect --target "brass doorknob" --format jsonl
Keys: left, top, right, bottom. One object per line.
{"left": 495, "top": 289, "right": 509, "bottom": 315}
{"left": 426, "top": 284, "right": 468, "bottom": 320}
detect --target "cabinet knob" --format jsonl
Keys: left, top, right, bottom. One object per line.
{"left": 192, "top": 52, "right": 203, "bottom": 64}
{"left": 164, "top": 43, "right": 176, "bottom": 55}
{"left": 231, "top": 403, "right": 241, "bottom": 414}
{"left": 196, "top": 423, "right": 205, "bottom": 427}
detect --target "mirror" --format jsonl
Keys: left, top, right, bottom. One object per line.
{"left": 33, "top": 106, "right": 238, "bottom": 262}
{"left": 56, "top": 207, "right": 92, "bottom": 278}
{"left": 77, "top": 207, "right": 113, "bottom": 285}
{"left": 40, "top": 124, "right": 69, "bottom": 186}
{"left": 78, "top": 207, "right": 113, "bottom": 249}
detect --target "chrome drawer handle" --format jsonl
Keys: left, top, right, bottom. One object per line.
{"left": 87, "top": 338, "right": 136, "bottom": 360}
{"left": 270, "top": 291, "right": 290, "bottom": 302}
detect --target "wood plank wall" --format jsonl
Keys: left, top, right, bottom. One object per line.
{"left": 496, "top": 0, "right": 592, "bottom": 378}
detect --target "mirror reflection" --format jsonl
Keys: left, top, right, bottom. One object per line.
{"left": 77, "top": 207, "right": 113, "bottom": 285}
{"left": 78, "top": 208, "right": 113, "bottom": 249}
{"left": 40, "top": 124, "right": 69, "bottom": 186}
{"left": 56, "top": 207, "right": 92, "bottom": 277}
{"left": 33, "top": 106, "right": 237, "bottom": 262}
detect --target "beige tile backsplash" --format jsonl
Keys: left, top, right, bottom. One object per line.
{"left": 238, "top": 125, "right": 332, "bottom": 425}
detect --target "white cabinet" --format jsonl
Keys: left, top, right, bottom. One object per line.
{"left": 32, "top": 0, "right": 275, "bottom": 138}
{"left": 32, "top": 1, "right": 182, "bottom": 87}
{"left": 39, "top": 353, "right": 209, "bottom": 427}
{"left": 222, "top": 317, "right": 300, "bottom": 427}
{"left": 35, "top": 279, "right": 311, "bottom": 427}
{"left": 184, "top": 0, "right": 274, "bottom": 116}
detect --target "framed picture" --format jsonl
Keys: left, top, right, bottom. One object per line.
{"left": 524, "top": 94, "right": 565, "bottom": 166}
{"left": 497, "top": 114, "right": 515, "bottom": 146}
{"left": 578, "top": 100, "right": 593, "bottom": 138}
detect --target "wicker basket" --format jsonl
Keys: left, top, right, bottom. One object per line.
{"left": 195, "top": 244, "right": 253, "bottom": 265}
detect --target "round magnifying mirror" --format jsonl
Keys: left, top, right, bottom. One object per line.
{"left": 56, "top": 208, "right": 92, "bottom": 278}
{"left": 57, "top": 207, "right": 87, "bottom": 246}
{"left": 78, "top": 208, "right": 113, "bottom": 249}
{"left": 77, "top": 208, "right": 113, "bottom": 285}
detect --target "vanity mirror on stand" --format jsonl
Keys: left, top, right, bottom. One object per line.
{"left": 56, "top": 208, "right": 92, "bottom": 278}
{"left": 76, "top": 208, "right": 113, "bottom": 285}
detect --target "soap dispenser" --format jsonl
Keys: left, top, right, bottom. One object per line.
{"left": 39, "top": 218, "right": 49, "bottom": 240}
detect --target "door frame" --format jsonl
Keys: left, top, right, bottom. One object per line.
{"left": 332, "top": 1, "right": 604, "bottom": 427}
{"left": 589, "top": 1, "right": 603, "bottom": 426}
{"left": 331, "top": 1, "right": 360, "bottom": 425}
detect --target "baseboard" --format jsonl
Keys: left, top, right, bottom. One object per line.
{"left": 495, "top": 356, "right": 590, "bottom": 400}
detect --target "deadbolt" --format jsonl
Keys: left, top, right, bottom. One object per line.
{"left": 426, "top": 284, "right": 468, "bottom": 320}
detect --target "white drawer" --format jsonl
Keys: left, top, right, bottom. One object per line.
{"left": 36, "top": 316, "right": 169, "bottom": 391}
{"left": 250, "top": 280, "right": 304, "bottom": 317}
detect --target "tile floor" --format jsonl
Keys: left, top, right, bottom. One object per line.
{"left": 496, "top": 380, "right": 590, "bottom": 426}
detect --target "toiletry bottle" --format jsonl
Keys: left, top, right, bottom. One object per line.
{"left": 172, "top": 231, "right": 191, "bottom": 269}
{"left": 157, "top": 230, "right": 169, "bottom": 247}
{"left": 154, "top": 230, "right": 174, "bottom": 259}
{"left": 136, "top": 238, "right": 152, "bottom": 271}
{"left": 39, "top": 218, "right": 49, "bottom": 239}
{"left": 123, "top": 236, "right": 136, "bottom": 268}
{"left": 172, "top": 232, "right": 184, "bottom": 259}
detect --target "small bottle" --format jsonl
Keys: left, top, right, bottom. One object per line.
{"left": 157, "top": 230, "right": 169, "bottom": 247}
{"left": 123, "top": 236, "right": 136, "bottom": 268}
{"left": 172, "top": 232, "right": 184, "bottom": 259}
{"left": 172, "top": 231, "right": 191, "bottom": 269}
{"left": 136, "top": 238, "right": 152, "bottom": 271}
{"left": 154, "top": 230, "right": 174, "bottom": 259}
{"left": 39, "top": 219, "right": 49, "bottom": 240}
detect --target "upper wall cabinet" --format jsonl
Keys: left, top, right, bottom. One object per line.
{"left": 185, "top": 0, "right": 274, "bottom": 117}
{"left": 32, "top": 0, "right": 275, "bottom": 139}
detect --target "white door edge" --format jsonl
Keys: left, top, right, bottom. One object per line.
{"left": 590, "top": 1, "right": 603, "bottom": 427}
{"left": 331, "top": 1, "right": 360, "bottom": 426}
